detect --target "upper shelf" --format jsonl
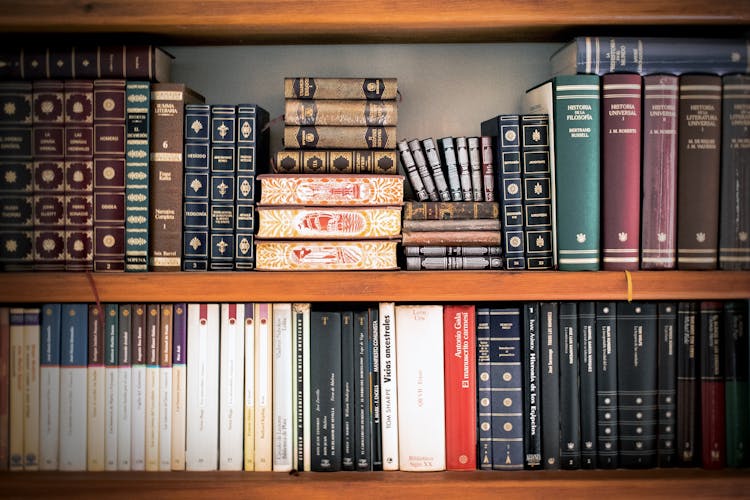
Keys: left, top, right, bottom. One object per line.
{"left": 1, "top": 0, "right": 749, "bottom": 44}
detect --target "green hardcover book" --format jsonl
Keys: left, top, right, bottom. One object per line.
{"left": 552, "top": 75, "right": 601, "bottom": 270}
{"left": 724, "top": 300, "right": 749, "bottom": 467}
{"left": 125, "top": 82, "right": 150, "bottom": 271}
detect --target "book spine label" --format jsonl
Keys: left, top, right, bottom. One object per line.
{"left": 440, "top": 136, "right": 464, "bottom": 201}
{"left": 378, "top": 303, "right": 398, "bottom": 471}
{"left": 521, "top": 114, "right": 554, "bottom": 269}
{"left": 397, "top": 140, "right": 428, "bottom": 201}
{"left": 220, "top": 304, "right": 245, "bottom": 470}
{"left": 124, "top": 82, "right": 151, "bottom": 271}
{"left": 39, "top": 304, "right": 61, "bottom": 470}
{"left": 677, "top": 302, "right": 698, "bottom": 466}
{"left": 353, "top": 310, "right": 371, "bottom": 470}
{"left": 182, "top": 104, "right": 210, "bottom": 271}
{"left": 209, "top": 105, "right": 236, "bottom": 271}
{"left": 144, "top": 304, "right": 160, "bottom": 471}
{"left": 523, "top": 303, "right": 541, "bottom": 469}
{"left": 700, "top": 301, "right": 725, "bottom": 469}
{"left": 272, "top": 304, "right": 293, "bottom": 471}
{"left": 258, "top": 174, "right": 404, "bottom": 207}
{"left": 719, "top": 74, "right": 750, "bottom": 269}
{"left": 369, "top": 306, "right": 382, "bottom": 471}
{"left": 284, "top": 126, "right": 396, "bottom": 150}
{"left": 595, "top": 302, "right": 618, "bottom": 468}
{"left": 59, "top": 304, "right": 88, "bottom": 471}
{"left": 641, "top": 75, "right": 678, "bottom": 269}
{"left": 657, "top": 302, "right": 677, "bottom": 467}
{"left": 254, "top": 304, "right": 272, "bottom": 471}
{"left": 104, "top": 304, "right": 119, "bottom": 471}
{"left": 275, "top": 149, "right": 398, "bottom": 175}
{"left": 285, "top": 99, "right": 397, "bottom": 126}
{"left": 340, "top": 311, "right": 355, "bottom": 470}
{"left": 255, "top": 240, "right": 398, "bottom": 270}
{"left": 401, "top": 230, "right": 501, "bottom": 247}
{"left": 476, "top": 308, "right": 492, "bottom": 469}
{"left": 158, "top": 304, "right": 172, "bottom": 471}
{"left": 553, "top": 75, "right": 601, "bottom": 270}
{"left": 130, "top": 305, "right": 146, "bottom": 470}
{"left": 117, "top": 304, "right": 132, "bottom": 470}
{"left": 468, "top": 137, "right": 484, "bottom": 201}
{"left": 677, "top": 75, "right": 721, "bottom": 269}
{"left": 407, "top": 139, "right": 440, "bottom": 201}
{"left": 22, "top": 308, "right": 40, "bottom": 470}
{"left": 723, "top": 301, "right": 749, "bottom": 467}
{"left": 403, "top": 201, "right": 499, "bottom": 220}
{"left": 87, "top": 305, "right": 105, "bottom": 471}
{"left": 559, "top": 302, "right": 580, "bottom": 469}
{"left": 405, "top": 255, "right": 502, "bottom": 270}
{"left": 284, "top": 77, "right": 398, "bottom": 100}
{"left": 257, "top": 206, "right": 402, "bottom": 239}
{"left": 243, "top": 304, "right": 256, "bottom": 471}
{"left": 170, "top": 303, "right": 186, "bottom": 470}
{"left": 578, "top": 301, "right": 596, "bottom": 468}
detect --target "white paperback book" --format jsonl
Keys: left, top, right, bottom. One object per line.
{"left": 186, "top": 303, "right": 220, "bottom": 471}
{"left": 395, "top": 304, "right": 446, "bottom": 471}
{"left": 87, "top": 305, "right": 105, "bottom": 471}
{"left": 220, "top": 303, "right": 245, "bottom": 471}
{"left": 243, "top": 304, "right": 255, "bottom": 471}
{"left": 272, "top": 303, "right": 293, "bottom": 472}
{"left": 39, "top": 304, "right": 61, "bottom": 471}
{"left": 378, "top": 302, "right": 399, "bottom": 471}
{"left": 254, "top": 303, "right": 273, "bottom": 471}
{"left": 117, "top": 305, "right": 132, "bottom": 470}
{"left": 59, "top": 304, "right": 88, "bottom": 471}
{"left": 158, "top": 305, "right": 173, "bottom": 471}
{"left": 130, "top": 305, "right": 147, "bottom": 471}
{"left": 23, "top": 308, "right": 41, "bottom": 470}
{"left": 9, "top": 309, "right": 24, "bottom": 471}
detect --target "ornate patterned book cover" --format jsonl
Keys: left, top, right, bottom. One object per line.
{"left": 255, "top": 240, "right": 398, "bottom": 270}
{"left": 284, "top": 125, "right": 396, "bottom": 150}
{"left": 284, "top": 77, "right": 398, "bottom": 100}
{"left": 182, "top": 104, "right": 210, "bottom": 271}
{"left": 258, "top": 174, "right": 403, "bottom": 206}
{"left": 521, "top": 114, "right": 554, "bottom": 270}
{"left": 209, "top": 104, "right": 236, "bottom": 271}
{"left": 257, "top": 206, "right": 401, "bottom": 239}
{"left": 124, "top": 82, "right": 150, "bottom": 272}
{"left": 403, "top": 201, "right": 499, "bottom": 220}
{"left": 275, "top": 149, "right": 397, "bottom": 175}
{"left": 285, "top": 99, "right": 397, "bottom": 126}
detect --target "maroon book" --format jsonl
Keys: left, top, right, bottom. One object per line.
{"left": 640, "top": 74, "right": 678, "bottom": 269}
{"left": 32, "top": 80, "right": 66, "bottom": 270}
{"left": 677, "top": 75, "right": 722, "bottom": 269}
{"left": 64, "top": 80, "right": 94, "bottom": 271}
{"left": 601, "top": 73, "right": 642, "bottom": 270}
{"left": 700, "top": 301, "right": 725, "bottom": 469}
{"left": 93, "top": 79, "right": 127, "bottom": 272}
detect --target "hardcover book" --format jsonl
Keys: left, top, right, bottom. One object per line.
{"left": 400, "top": 230, "right": 501, "bottom": 247}
{"left": 595, "top": 302, "right": 618, "bottom": 468}
{"left": 39, "top": 304, "right": 61, "bottom": 471}
{"left": 540, "top": 302, "right": 560, "bottom": 469}
{"left": 158, "top": 304, "right": 172, "bottom": 471}
{"left": 209, "top": 104, "right": 236, "bottom": 271}
{"left": 407, "top": 138, "right": 440, "bottom": 201}
{"left": 58, "top": 304, "right": 88, "bottom": 471}
{"left": 284, "top": 126, "right": 396, "bottom": 150}
{"left": 439, "top": 136, "right": 463, "bottom": 201}
{"left": 284, "top": 77, "right": 398, "bottom": 100}
{"left": 0, "top": 308, "right": 8, "bottom": 470}
{"left": 476, "top": 307, "right": 492, "bottom": 470}
{"left": 22, "top": 308, "right": 40, "bottom": 470}
{"left": 402, "top": 219, "right": 500, "bottom": 232}
{"left": 397, "top": 140, "right": 428, "bottom": 201}
{"left": 677, "top": 302, "right": 698, "bottom": 466}
{"left": 256, "top": 206, "right": 402, "bottom": 239}
{"left": 481, "top": 136, "right": 495, "bottom": 201}
{"left": 521, "top": 114, "right": 553, "bottom": 269}
{"left": 402, "top": 201, "right": 499, "bottom": 220}
{"left": 258, "top": 174, "right": 403, "bottom": 206}
{"left": 404, "top": 255, "right": 502, "bottom": 270}
{"left": 699, "top": 301, "right": 725, "bottom": 469}
{"left": 275, "top": 149, "right": 398, "bottom": 175}
{"left": 182, "top": 103, "right": 210, "bottom": 271}
{"left": 657, "top": 302, "right": 677, "bottom": 467}
{"left": 9, "top": 309, "right": 23, "bottom": 470}
{"left": 284, "top": 99, "right": 397, "bottom": 126}
{"left": 124, "top": 81, "right": 150, "bottom": 271}
{"left": 559, "top": 302, "right": 580, "bottom": 469}
{"left": 255, "top": 240, "right": 398, "bottom": 270}
{"left": 467, "top": 137, "right": 483, "bottom": 201}
{"left": 422, "top": 138, "right": 451, "bottom": 202}
{"left": 578, "top": 301, "right": 596, "bottom": 468}
{"left": 523, "top": 303, "right": 541, "bottom": 469}
{"left": 403, "top": 246, "right": 501, "bottom": 257}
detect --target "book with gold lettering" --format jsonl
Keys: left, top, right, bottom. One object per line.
{"left": 284, "top": 77, "right": 398, "bottom": 100}
{"left": 258, "top": 174, "right": 403, "bottom": 207}
{"left": 274, "top": 149, "right": 398, "bottom": 174}
{"left": 284, "top": 126, "right": 396, "bottom": 150}
{"left": 285, "top": 99, "right": 397, "bottom": 126}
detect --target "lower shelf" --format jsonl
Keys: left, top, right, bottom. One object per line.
{"left": 2, "top": 469, "right": 748, "bottom": 498}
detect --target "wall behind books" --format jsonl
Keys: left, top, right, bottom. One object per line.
{"left": 168, "top": 43, "right": 560, "bottom": 154}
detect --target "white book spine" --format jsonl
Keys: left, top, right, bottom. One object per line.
{"left": 254, "top": 303, "right": 273, "bottom": 471}
{"left": 145, "top": 364, "right": 159, "bottom": 470}
{"left": 171, "top": 363, "right": 187, "bottom": 470}
{"left": 159, "top": 367, "right": 172, "bottom": 470}
{"left": 130, "top": 363, "right": 146, "bottom": 471}
{"left": 220, "top": 304, "right": 245, "bottom": 471}
{"left": 186, "top": 304, "right": 219, "bottom": 471}
{"left": 395, "top": 305, "right": 446, "bottom": 471}
{"left": 379, "top": 302, "right": 399, "bottom": 471}
{"left": 300, "top": 303, "right": 311, "bottom": 472}
{"left": 23, "top": 309, "right": 40, "bottom": 470}
{"left": 39, "top": 305, "right": 60, "bottom": 471}
{"left": 243, "top": 304, "right": 255, "bottom": 471}
{"left": 58, "top": 305, "right": 87, "bottom": 472}
{"left": 87, "top": 367, "right": 105, "bottom": 471}
{"left": 9, "top": 309, "right": 24, "bottom": 471}
{"left": 104, "top": 363, "right": 118, "bottom": 470}
{"left": 272, "top": 303, "right": 293, "bottom": 472}
{"left": 117, "top": 365, "right": 131, "bottom": 470}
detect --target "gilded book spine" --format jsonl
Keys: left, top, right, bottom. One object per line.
{"left": 209, "top": 104, "right": 236, "bottom": 271}
{"left": 402, "top": 201, "right": 499, "bottom": 220}
{"left": 521, "top": 114, "right": 554, "bottom": 270}
{"left": 405, "top": 255, "right": 502, "bottom": 270}
{"left": 275, "top": 149, "right": 398, "bottom": 174}
{"left": 285, "top": 99, "right": 397, "bottom": 126}
{"left": 400, "top": 230, "right": 501, "bottom": 247}
{"left": 396, "top": 140, "right": 428, "bottom": 201}
{"left": 182, "top": 104, "right": 210, "bottom": 271}
{"left": 284, "top": 126, "right": 396, "bottom": 150}
{"left": 284, "top": 77, "right": 398, "bottom": 100}
{"left": 124, "top": 82, "right": 151, "bottom": 272}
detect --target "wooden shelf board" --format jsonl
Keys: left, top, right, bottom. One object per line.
{"left": 0, "top": 271, "right": 746, "bottom": 303}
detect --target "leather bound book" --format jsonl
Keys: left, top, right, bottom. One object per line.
{"left": 521, "top": 114, "right": 553, "bottom": 270}
{"left": 182, "top": 104, "right": 210, "bottom": 271}
{"left": 677, "top": 74, "right": 722, "bottom": 269}
{"left": 601, "top": 73, "right": 642, "bottom": 270}
{"left": 578, "top": 301, "right": 597, "bottom": 468}
{"left": 402, "top": 201, "right": 499, "bottom": 220}
{"left": 595, "top": 302, "right": 618, "bottom": 468}
{"left": 407, "top": 138, "right": 440, "bottom": 201}
{"left": 258, "top": 174, "right": 403, "bottom": 207}
{"left": 641, "top": 75, "right": 679, "bottom": 269}
{"left": 699, "top": 301, "right": 725, "bottom": 469}
{"left": 284, "top": 99, "right": 397, "bottom": 126}
{"left": 124, "top": 82, "right": 151, "bottom": 272}
{"left": 284, "top": 78, "right": 398, "bottom": 100}
{"left": 255, "top": 240, "right": 398, "bottom": 271}
{"left": 276, "top": 149, "right": 398, "bottom": 175}
{"left": 657, "top": 303, "right": 677, "bottom": 467}
{"left": 209, "top": 104, "right": 236, "bottom": 271}
{"left": 284, "top": 126, "right": 396, "bottom": 150}
{"left": 439, "top": 136, "right": 464, "bottom": 201}
{"left": 723, "top": 301, "right": 749, "bottom": 467}
{"left": 676, "top": 302, "right": 699, "bottom": 466}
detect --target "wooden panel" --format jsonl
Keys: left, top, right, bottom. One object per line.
{"left": 0, "top": 271, "right": 746, "bottom": 303}
{"left": 0, "top": 0, "right": 747, "bottom": 43}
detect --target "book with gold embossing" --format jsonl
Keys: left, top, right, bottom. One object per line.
{"left": 258, "top": 174, "right": 403, "bottom": 207}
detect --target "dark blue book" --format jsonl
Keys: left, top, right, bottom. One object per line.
{"left": 559, "top": 302, "right": 580, "bottom": 469}
{"left": 520, "top": 114, "right": 553, "bottom": 270}
{"left": 578, "top": 301, "right": 596, "bottom": 468}
{"left": 595, "top": 302, "right": 618, "bottom": 468}
{"left": 540, "top": 302, "right": 560, "bottom": 469}
{"left": 489, "top": 306, "right": 523, "bottom": 470}
{"left": 523, "top": 302, "right": 542, "bottom": 469}
{"left": 182, "top": 103, "right": 210, "bottom": 271}
{"left": 209, "top": 104, "right": 236, "bottom": 271}
{"left": 476, "top": 306, "right": 493, "bottom": 469}
{"left": 481, "top": 114, "right": 524, "bottom": 269}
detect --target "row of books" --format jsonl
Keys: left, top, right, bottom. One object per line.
{"left": 2, "top": 299, "right": 748, "bottom": 472}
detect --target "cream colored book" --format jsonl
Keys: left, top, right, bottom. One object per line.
{"left": 378, "top": 302, "right": 399, "bottom": 471}
{"left": 59, "top": 305, "right": 88, "bottom": 471}
{"left": 158, "top": 304, "right": 173, "bottom": 471}
{"left": 117, "top": 305, "right": 132, "bottom": 471}
{"left": 9, "top": 309, "right": 24, "bottom": 470}
{"left": 22, "top": 308, "right": 41, "bottom": 470}
{"left": 87, "top": 305, "right": 105, "bottom": 471}
{"left": 258, "top": 174, "right": 404, "bottom": 206}
{"left": 39, "top": 305, "right": 60, "bottom": 471}
{"left": 243, "top": 303, "right": 255, "bottom": 471}
{"left": 144, "top": 304, "right": 160, "bottom": 471}
{"left": 254, "top": 303, "right": 273, "bottom": 471}
{"left": 130, "top": 305, "right": 147, "bottom": 471}
{"left": 256, "top": 206, "right": 402, "bottom": 239}
{"left": 220, "top": 304, "right": 244, "bottom": 471}
{"left": 272, "top": 303, "right": 293, "bottom": 472}
{"left": 255, "top": 240, "right": 399, "bottom": 271}
{"left": 104, "top": 305, "right": 119, "bottom": 471}
{"left": 171, "top": 304, "right": 187, "bottom": 470}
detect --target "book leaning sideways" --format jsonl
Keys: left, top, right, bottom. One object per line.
{"left": 551, "top": 37, "right": 750, "bottom": 76}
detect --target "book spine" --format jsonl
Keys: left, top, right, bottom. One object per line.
{"left": 578, "top": 301, "right": 596, "bottom": 468}
{"left": 185, "top": 303, "right": 219, "bottom": 471}
{"left": 124, "top": 82, "right": 150, "bottom": 271}
{"left": 443, "top": 136, "right": 466, "bottom": 201}
{"left": 378, "top": 302, "right": 398, "bottom": 471}
{"left": 559, "top": 302, "right": 580, "bottom": 469}
{"left": 284, "top": 77, "right": 398, "bottom": 100}
{"left": 480, "top": 136, "right": 495, "bottom": 201}
{"left": 403, "top": 201, "right": 499, "bottom": 220}
{"left": 395, "top": 305, "right": 446, "bottom": 471}
{"left": 220, "top": 304, "right": 245, "bottom": 470}
{"left": 400, "top": 230, "right": 501, "bottom": 247}
{"left": 297, "top": 303, "right": 312, "bottom": 472}
{"left": 182, "top": 104, "right": 210, "bottom": 271}
{"left": 421, "top": 138, "right": 451, "bottom": 202}
{"left": 677, "top": 302, "right": 698, "bottom": 466}
{"left": 641, "top": 75, "right": 678, "bottom": 269}
{"left": 258, "top": 174, "right": 404, "bottom": 207}
{"left": 657, "top": 302, "right": 677, "bottom": 467}
{"left": 540, "top": 302, "right": 560, "bottom": 469}
{"left": 677, "top": 74, "right": 722, "bottom": 270}
{"left": 341, "top": 311, "right": 355, "bottom": 470}
{"left": 292, "top": 304, "right": 305, "bottom": 471}
{"left": 275, "top": 149, "right": 398, "bottom": 175}
{"left": 59, "top": 304, "right": 88, "bottom": 471}
{"left": 235, "top": 104, "right": 268, "bottom": 270}
{"left": 9, "top": 309, "right": 24, "bottom": 470}
{"left": 284, "top": 126, "right": 396, "bottom": 149}
{"left": 39, "top": 304, "right": 61, "bottom": 470}
{"left": 595, "top": 302, "right": 618, "bottom": 468}
{"left": 87, "top": 304, "right": 105, "bottom": 471}
{"left": 209, "top": 105, "right": 236, "bottom": 271}
{"left": 0, "top": 308, "right": 8, "bottom": 470}
{"left": 468, "top": 137, "right": 483, "bottom": 201}
{"left": 354, "top": 309, "right": 371, "bottom": 470}
{"left": 0, "top": 82, "right": 34, "bottom": 270}
{"left": 158, "top": 304, "right": 173, "bottom": 471}
{"left": 601, "top": 74, "right": 642, "bottom": 270}
{"left": 407, "top": 139, "right": 440, "bottom": 201}
{"left": 243, "top": 303, "right": 255, "bottom": 471}
{"left": 719, "top": 74, "right": 750, "bottom": 269}
{"left": 254, "top": 303, "right": 273, "bottom": 471}
{"left": 405, "top": 255, "right": 503, "bottom": 271}
{"left": 144, "top": 304, "right": 160, "bottom": 471}
{"left": 402, "top": 219, "right": 500, "bottom": 232}
{"left": 397, "top": 140, "right": 428, "bottom": 201}
{"left": 149, "top": 84, "right": 204, "bottom": 271}
{"left": 32, "top": 80, "right": 66, "bottom": 270}
{"left": 93, "top": 79, "right": 126, "bottom": 271}
{"left": 255, "top": 240, "right": 398, "bottom": 271}
{"left": 310, "top": 309, "right": 342, "bottom": 471}
{"left": 272, "top": 303, "right": 293, "bottom": 472}
{"left": 403, "top": 245, "right": 502, "bottom": 257}
{"left": 129, "top": 305, "right": 146, "bottom": 471}
{"left": 456, "top": 136, "right": 474, "bottom": 200}
{"left": 700, "top": 301, "right": 725, "bottom": 469}
{"left": 285, "top": 99, "right": 397, "bottom": 126}
{"left": 476, "top": 307, "right": 492, "bottom": 469}
{"left": 369, "top": 306, "right": 382, "bottom": 471}
{"left": 521, "top": 114, "right": 554, "bottom": 270}
{"left": 481, "top": 114, "right": 525, "bottom": 269}
{"left": 723, "top": 301, "right": 749, "bottom": 467}
{"left": 257, "top": 206, "right": 402, "bottom": 239}
{"left": 553, "top": 75, "right": 601, "bottom": 270}
{"left": 63, "top": 80, "right": 94, "bottom": 271}
{"left": 22, "top": 308, "right": 40, "bottom": 470}
{"left": 116, "top": 304, "right": 132, "bottom": 470}
{"left": 104, "top": 304, "right": 119, "bottom": 471}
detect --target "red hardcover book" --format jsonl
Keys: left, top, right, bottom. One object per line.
{"left": 677, "top": 75, "right": 722, "bottom": 270}
{"left": 640, "top": 75, "right": 678, "bottom": 269}
{"left": 64, "top": 80, "right": 94, "bottom": 271}
{"left": 601, "top": 73, "right": 642, "bottom": 270}
{"left": 443, "top": 304, "right": 476, "bottom": 470}
{"left": 0, "top": 307, "right": 9, "bottom": 470}
{"left": 32, "top": 80, "right": 66, "bottom": 270}
{"left": 700, "top": 301, "right": 725, "bottom": 469}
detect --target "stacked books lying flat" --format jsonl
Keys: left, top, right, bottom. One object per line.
{"left": 254, "top": 174, "right": 403, "bottom": 270}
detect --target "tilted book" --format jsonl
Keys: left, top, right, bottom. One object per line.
{"left": 255, "top": 240, "right": 398, "bottom": 270}
{"left": 87, "top": 305, "right": 105, "bottom": 471}
{"left": 182, "top": 103, "right": 210, "bottom": 271}
{"left": 439, "top": 136, "right": 464, "bottom": 201}
{"left": 258, "top": 174, "right": 404, "bottom": 206}
{"left": 285, "top": 99, "right": 397, "bottom": 126}
{"left": 284, "top": 77, "right": 398, "bottom": 100}
{"left": 595, "top": 302, "right": 618, "bottom": 468}
{"left": 275, "top": 149, "right": 398, "bottom": 175}
{"left": 407, "top": 138, "right": 440, "bottom": 201}
{"left": 521, "top": 114, "right": 554, "bottom": 270}
{"left": 421, "top": 138, "right": 451, "bottom": 201}
{"left": 59, "top": 304, "right": 88, "bottom": 471}
{"left": 39, "top": 304, "right": 61, "bottom": 470}
{"left": 257, "top": 206, "right": 402, "bottom": 239}
{"left": 272, "top": 303, "right": 294, "bottom": 472}
{"left": 402, "top": 201, "right": 499, "bottom": 220}
{"left": 124, "top": 81, "right": 150, "bottom": 271}
{"left": 220, "top": 304, "right": 245, "bottom": 470}
{"left": 170, "top": 303, "right": 187, "bottom": 471}
{"left": 700, "top": 301, "right": 725, "bottom": 469}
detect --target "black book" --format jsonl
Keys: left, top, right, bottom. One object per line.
{"left": 677, "top": 302, "right": 699, "bottom": 466}
{"left": 617, "top": 302, "right": 658, "bottom": 468}
{"left": 293, "top": 304, "right": 306, "bottom": 472}
{"left": 559, "top": 302, "right": 580, "bottom": 469}
{"left": 523, "top": 302, "right": 542, "bottom": 469}
{"left": 369, "top": 306, "right": 383, "bottom": 471}
{"left": 341, "top": 310, "right": 355, "bottom": 470}
{"left": 540, "top": 302, "right": 560, "bottom": 469}
{"left": 724, "top": 300, "right": 749, "bottom": 467}
{"left": 310, "top": 309, "right": 342, "bottom": 472}
{"left": 578, "top": 301, "right": 597, "bottom": 469}
{"left": 354, "top": 309, "right": 371, "bottom": 470}
{"left": 595, "top": 302, "right": 618, "bottom": 468}
{"left": 657, "top": 302, "right": 677, "bottom": 467}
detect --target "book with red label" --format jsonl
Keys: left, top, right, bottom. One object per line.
{"left": 601, "top": 73, "right": 641, "bottom": 270}
{"left": 641, "top": 74, "right": 678, "bottom": 269}
{"left": 443, "top": 304, "right": 476, "bottom": 470}
{"left": 700, "top": 301, "right": 725, "bottom": 469}
{"left": 677, "top": 75, "right": 722, "bottom": 269}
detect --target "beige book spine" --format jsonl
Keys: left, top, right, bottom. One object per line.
{"left": 257, "top": 207, "right": 402, "bottom": 239}
{"left": 284, "top": 77, "right": 398, "bottom": 100}
{"left": 284, "top": 126, "right": 397, "bottom": 149}
{"left": 285, "top": 99, "right": 397, "bottom": 126}
{"left": 255, "top": 240, "right": 399, "bottom": 271}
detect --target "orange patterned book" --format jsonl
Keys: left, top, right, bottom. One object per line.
{"left": 258, "top": 174, "right": 404, "bottom": 206}
{"left": 256, "top": 240, "right": 398, "bottom": 270}
{"left": 256, "top": 207, "right": 402, "bottom": 239}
